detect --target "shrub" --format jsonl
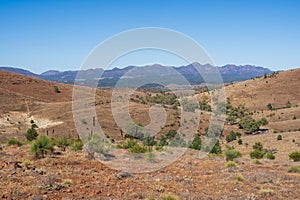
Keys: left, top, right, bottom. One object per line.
{"left": 7, "top": 138, "right": 23, "bottom": 146}
{"left": 143, "top": 135, "right": 157, "bottom": 146}
{"left": 259, "top": 118, "right": 268, "bottom": 126}
{"left": 250, "top": 149, "right": 265, "bottom": 159}
{"left": 253, "top": 142, "right": 263, "bottom": 151}
{"left": 71, "top": 139, "right": 83, "bottom": 151}
{"left": 233, "top": 174, "right": 244, "bottom": 181}
{"left": 288, "top": 165, "right": 300, "bottom": 173}
{"left": 169, "top": 133, "right": 187, "bottom": 147}
{"left": 225, "top": 161, "right": 237, "bottom": 168}
{"left": 238, "top": 116, "right": 260, "bottom": 134}
{"left": 225, "top": 148, "right": 242, "bottom": 161}
{"left": 30, "top": 135, "right": 54, "bottom": 158}
{"left": 289, "top": 151, "right": 300, "bottom": 162}
{"left": 238, "top": 138, "right": 243, "bottom": 145}
{"left": 23, "top": 159, "right": 32, "bottom": 167}
{"left": 162, "top": 194, "right": 178, "bottom": 200}
{"left": 128, "top": 143, "right": 148, "bottom": 153}
{"left": 267, "top": 103, "right": 273, "bottom": 110}
{"left": 166, "top": 130, "right": 177, "bottom": 139}
{"left": 264, "top": 152, "right": 275, "bottom": 160}
{"left": 226, "top": 131, "right": 237, "bottom": 143}
{"left": 189, "top": 135, "right": 202, "bottom": 150}
{"left": 120, "top": 139, "right": 137, "bottom": 149}
{"left": 159, "top": 136, "right": 168, "bottom": 146}
{"left": 277, "top": 135, "right": 282, "bottom": 140}
{"left": 210, "top": 140, "right": 222, "bottom": 154}
{"left": 25, "top": 127, "right": 38, "bottom": 141}
{"left": 56, "top": 136, "right": 69, "bottom": 151}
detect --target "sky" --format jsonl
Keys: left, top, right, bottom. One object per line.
{"left": 0, "top": 0, "right": 299, "bottom": 73}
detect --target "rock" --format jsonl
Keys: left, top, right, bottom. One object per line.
{"left": 116, "top": 171, "right": 131, "bottom": 179}
{"left": 32, "top": 195, "right": 43, "bottom": 200}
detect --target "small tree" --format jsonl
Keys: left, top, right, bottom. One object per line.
{"left": 25, "top": 127, "right": 38, "bottom": 141}
{"left": 30, "top": 135, "right": 53, "bottom": 158}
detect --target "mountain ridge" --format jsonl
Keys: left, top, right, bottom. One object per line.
{"left": 0, "top": 62, "right": 275, "bottom": 87}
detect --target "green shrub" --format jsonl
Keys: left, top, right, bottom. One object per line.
{"left": 250, "top": 149, "right": 264, "bottom": 159}
{"left": 226, "top": 131, "right": 237, "bottom": 143}
{"left": 120, "top": 139, "right": 137, "bottom": 149}
{"left": 189, "top": 135, "right": 202, "bottom": 150}
{"left": 143, "top": 135, "right": 157, "bottom": 146}
{"left": 264, "top": 152, "right": 275, "bottom": 160}
{"left": 289, "top": 151, "right": 300, "bottom": 162}
{"left": 225, "top": 148, "right": 242, "bottom": 161}
{"left": 210, "top": 140, "right": 222, "bottom": 154}
{"left": 159, "top": 136, "right": 168, "bottom": 146}
{"left": 169, "top": 133, "right": 187, "bottom": 147}
{"left": 277, "top": 135, "right": 282, "bottom": 140}
{"left": 253, "top": 142, "right": 263, "bottom": 151}
{"left": 288, "top": 165, "right": 300, "bottom": 173}
{"left": 30, "top": 135, "right": 53, "bottom": 158}
{"left": 56, "top": 136, "right": 69, "bottom": 151}
{"left": 225, "top": 161, "right": 237, "bottom": 168}
{"left": 238, "top": 138, "right": 243, "bottom": 145}
{"left": 25, "top": 127, "right": 38, "bottom": 141}
{"left": 71, "top": 139, "right": 83, "bottom": 151}
{"left": 233, "top": 174, "right": 244, "bottom": 181}
{"left": 166, "top": 130, "right": 177, "bottom": 139}
{"left": 162, "top": 194, "right": 178, "bottom": 200}
{"left": 7, "top": 138, "right": 23, "bottom": 146}
{"left": 128, "top": 143, "right": 148, "bottom": 153}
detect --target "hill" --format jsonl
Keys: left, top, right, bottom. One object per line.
{"left": 0, "top": 69, "right": 300, "bottom": 199}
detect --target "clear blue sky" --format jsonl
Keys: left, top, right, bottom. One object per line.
{"left": 0, "top": 0, "right": 299, "bottom": 73}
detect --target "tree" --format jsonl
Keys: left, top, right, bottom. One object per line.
{"left": 25, "top": 126, "right": 38, "bottom": 141}
{"left": 238, "top": 116, "right": 260, "bottom": 134}
{"left": 189, "top": 135, "right": 202, "bottom": 150}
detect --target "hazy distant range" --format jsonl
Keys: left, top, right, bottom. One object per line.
{"left": 0, "top": 62, "right": 274, "bottom": 88}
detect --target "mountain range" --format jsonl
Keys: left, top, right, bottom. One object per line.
{"left": 0, "top": 62, "right": 275, "bottom": 87}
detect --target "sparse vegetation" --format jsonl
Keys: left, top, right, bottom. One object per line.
{"left": 289, "top": 151, "right": 300, "bottom": 162}
{"left": 225, "top": 161, "right": 237, "bottom": 168}
{"left": 288, "top": 165, "right": 300, "bottom": 173}
{"left": 250, "top": 149, "right": 265, "bottom": 159}
{"left": 7, "top": 138, "right": 23, "bottom": 146}
{"left": 225, "top": 146, "right": 242, "bottom": 161}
